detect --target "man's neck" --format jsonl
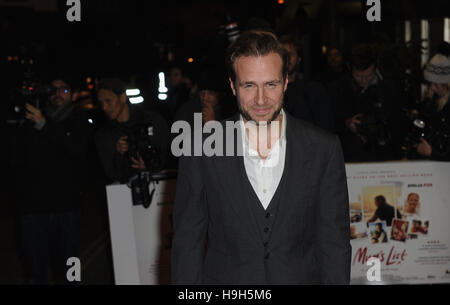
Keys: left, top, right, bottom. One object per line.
{"left": 244, "top": 113, "right": 283, "bottom": 159}
{"left": 117, "top": 104, "right": 131, "bottom": 123}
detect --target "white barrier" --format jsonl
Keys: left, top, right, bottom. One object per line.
{"left": 106, "top": 179, "right": 175, "bottom": 285}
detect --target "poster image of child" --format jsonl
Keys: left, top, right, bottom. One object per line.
{"left": 391, "top": 219, "right": 409, "bottom": 242}
{"left": 369, "top": 221, "right": 388, "bottom": 244}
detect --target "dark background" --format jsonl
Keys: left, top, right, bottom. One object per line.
{"left": 2, "top": 0, "right": 449, "bottom": 95}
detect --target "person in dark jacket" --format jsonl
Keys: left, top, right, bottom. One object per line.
{"left": 329, "top": 44, "right": 404, "bottom": 162}
{"left": 279, "top": 35, "right": 335, "bottom": 132}
{"left": 14, "top": 78, "right": 91, "bottom": 284}
{"left": 95, "top": 78, "right": 169, "bottom": 184}
{"left": 173, "top": 66, "right": 237, "bottom": 126}
{"left": 413, "top": 45, "right": 450, "bottom": 161}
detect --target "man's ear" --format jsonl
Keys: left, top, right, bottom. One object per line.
{"left": 229, "top": 78, "right": 236, "bottom": 96}
{"left": 283, "top": 75, "right": 289, "bottom": 91}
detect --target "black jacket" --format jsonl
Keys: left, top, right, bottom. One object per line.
{"left": 328, "top": 75, "right": 404, "bottom": 162}
{"left": 95, "top": 105, "right": 169, "bottom": 184}
{"left": 171, "top": 112, "right": 351, "bottom": 284}
{"left": 284, "top": 77, "right": 335, "bottom": 133}
{"left": 12, "top": 104, "right": 91, "bottom": 214}
{"left": 424, "top": 96, "right": 450, "bottom": 161}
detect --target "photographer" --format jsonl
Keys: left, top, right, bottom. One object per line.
{"left": 329, "top": 44, "right": 404, "bottom": 162}
{"left": 10, "top": 78, "right": 91, "bottom": 284}
{"left": 412, "top": 45, "right": 450, "bottom": 161}
{"left": 95, "top": 78, "right": 169, "bottom": 184}
{"left": 280, "top": 34, "right": 335, "bottom": 133}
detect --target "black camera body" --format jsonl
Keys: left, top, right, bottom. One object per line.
{"left": 355, "top": 99, "right": 391, "bottom": 147}
{"left": 126, "top": 123, "right": 162, "bottom": 209}
{"left": 7, "top": 72, "right": 55, "bottom": 123}
{"left": 127, "top": 123, "right": 162, "bottom": 172}
{"left": 401, "top": 108, "right": 450, "bottom": 158}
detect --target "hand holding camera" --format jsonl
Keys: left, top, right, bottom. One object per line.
{"left": 116, "top": 136, "right": 129, "bottom": 155}
{"left": 25, "top": 103, "right": 45, "bottom": 126}
{"left": 131, "top": 153, "right": 146, "bottom": 170}
{"left": 415, "top": 138, "right": 432, "bottom": 156}
{"left": 345, "top": 113, "right": 364, "bottom": 134}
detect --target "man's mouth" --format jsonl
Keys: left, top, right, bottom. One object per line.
{"left": 252, "top": 107, "right": 271, "bottom": 115}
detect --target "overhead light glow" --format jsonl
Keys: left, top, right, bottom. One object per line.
{"left": 129, "top": 96, "right": 144, "bottom": 104}
{"left": 158, "top": 72, "right": 168, "bottom": 93}
{"left": 158, "top": 93, "right": 168, "bottom": 101}
{"left": 445, "top": 18, "right": 450, "bottom": 42}
{"left": 126, "top": 89, "right": 141, "bottom": 96}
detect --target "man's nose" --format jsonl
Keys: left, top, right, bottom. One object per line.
{"left": 255, "top": 86, "right": 266, "bottom": 105}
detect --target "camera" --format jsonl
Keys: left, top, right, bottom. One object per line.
{"left": 126, "top": 123, "right": 162, "bottom": 209}
{"left": 401, "top": 105, "right": 450, "bottom": 158}
{"left": 7, "top": 71, "right": 55, "bottom": 123}
{"left": 355, "top": 100, "right": 391, "bottom": 147}
{"left": 127, "top": 123, "right": 162, "bottom": 172}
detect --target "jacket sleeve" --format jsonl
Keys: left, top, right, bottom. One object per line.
{"left": 94, "top": 130, "right": 131, "bottom": 183}
{"left": 40, "top": 113, "right": 91, "bottom": 161}
{"left": 316, "top": 136, "right": 351, "bottom": 284}
{"left": 171, "top": 154, "right": 208, "bottom": 284}
{"left": 308, "top": 81, "right": 335, "bottom": 133}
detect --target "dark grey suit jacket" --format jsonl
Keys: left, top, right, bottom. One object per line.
{"left": 171, "top": 111, "right": 351, "bottom": 285}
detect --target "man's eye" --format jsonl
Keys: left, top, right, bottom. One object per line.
{"left": 267, "top": 83, "right": 277, "bottom": 88}
{"left": 244, "top": 84, "right": 253, "bottom": 89}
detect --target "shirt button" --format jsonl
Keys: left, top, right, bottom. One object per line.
{"left": 264, "top": 227, "right": 269, "bottom": 233}
{"left": 265, "top": 213, "right": 271, "bottom": 218}
{"left": 265, "top": 253, "right": 270, "bottom": 260}
{"left": 263, "top": 242, "right": 268, "bottom": 248}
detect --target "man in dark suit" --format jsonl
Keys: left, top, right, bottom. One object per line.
{"left": 171, "top": 30, "right": 351, "bottom": 285}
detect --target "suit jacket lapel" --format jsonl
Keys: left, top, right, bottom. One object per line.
{"left": 211, "top": 114, "right": 263, "bottom": 246}
{"left": 268, "top": 113, "right": 316, "bottom": 249}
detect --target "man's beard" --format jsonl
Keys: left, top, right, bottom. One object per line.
{"left": 237, "top": 99, "right": 283, "bottom": 126}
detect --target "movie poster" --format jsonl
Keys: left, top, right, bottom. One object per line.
{"left": 346, "top": 161, "right": 450, "bottom": 284}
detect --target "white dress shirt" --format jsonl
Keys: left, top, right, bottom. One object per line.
{"left": 240, "top": 109, "right": 287, "bottom": 210}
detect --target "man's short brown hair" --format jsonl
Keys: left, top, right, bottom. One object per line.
{"left": 226, "top": 30, "right": 289, "bottom": 83}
